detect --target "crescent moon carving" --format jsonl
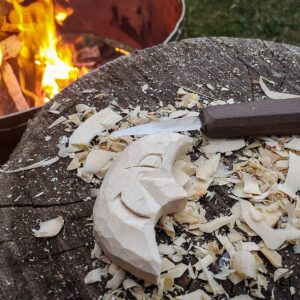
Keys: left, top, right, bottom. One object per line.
{"left": 93, "top": 133, "right": 193, "bottom": 283}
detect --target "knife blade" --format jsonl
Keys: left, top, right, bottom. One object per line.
{"left": 111, "top": 98, "right": 300, "bottom": 138}
{"left": 110, "top": 116, "right": 201, "bottom": 137}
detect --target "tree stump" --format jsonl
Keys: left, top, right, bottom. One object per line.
{"left": 1, "top": 37, "right": 300, "bottom": 299}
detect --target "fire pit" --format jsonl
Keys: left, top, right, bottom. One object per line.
{"left": 0, "top": 0, "right": 185, "bottom": 163}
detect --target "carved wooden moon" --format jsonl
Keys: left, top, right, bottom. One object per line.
{"left": 93, "top": 132, "right": 193, "bottom": 283}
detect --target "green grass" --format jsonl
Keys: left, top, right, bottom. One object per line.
{"left": 183, "top": 0, "right": 300, "bottom": 45}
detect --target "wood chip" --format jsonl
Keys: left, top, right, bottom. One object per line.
{"left": 240, "top": 199, "right": 300, "bottom": 249}
{"left": 175, "top": 290, "right": 211, "bottom": 300}
{"left": 199, "top": 214, "right": 236, "bottom": 233}
{"left": 69, "top": 107, "right": 122, "bottom": 150}
{"left": 82, "top": 149, "right": 116, "bottom": 176}
{"left": 274, "top": 268, "right": 292, "bottom": 282}
{"left": 278, "top": 152, "right": 300, "bottom": 199}
{"left": 201, "top": 138, "right": 245, "bottom": 155}
{"left": 259, "top": 242, "right": 282, "bottom": 268}
{"left": 106, "top": 268, "right": 126, "bottom": 290}
{"left": 84, "top": 267, "right": 108, "bottom": 284}
{"left": 167, "top": 263, "right": 188, "bottom": 279}
{"left": 259, "top": 77, "right": 300, "bottom": 99}
{"left": 0, "top": 157, "right": 59, "bottom": 173}
{"left": 161, "top": 258, "right": 176, "bottom": 273}
{"left": 285, "top": 137, "right": 300, "bottom": 151}
{"left": 242, "top": 172, "right": 261, "bottom": 195}
{"left": 48, "top": 116, "right": 67, "bottom": 129}
{"left": 32, "top": 216, "right": 64, "bottom": 238}
{"left": 196, "top": 154, "right": 220, "bottom": 181}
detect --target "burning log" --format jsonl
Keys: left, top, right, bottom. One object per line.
{"left": 0, "top": 35, "right": 22, "bottom": 61}
{"left": 0, "top": 34, "right": 29, "bottom": 112}
{"left": 1, "top": 62, "right": 29, "bottom": 111}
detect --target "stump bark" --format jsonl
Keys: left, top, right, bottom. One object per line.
{"left": 1, "top": 37, "right": 300, "bottom": 299}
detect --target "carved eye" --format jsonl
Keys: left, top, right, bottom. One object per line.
{"left": 139, "top": 154, "right": 162, "bottom": 168}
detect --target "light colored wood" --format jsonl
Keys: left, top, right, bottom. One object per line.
{"left": 1, "top": 62, "right": 29, "bottom": 111}
{"left": 0, "top": 35, "right": 21, "bottom": 62}
{"left": 93, "top": 133, "right": 192, "bottom": 283}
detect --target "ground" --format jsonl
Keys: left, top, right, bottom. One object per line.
{"left": 183, "top": 0, "right": 300, "bottom": 46}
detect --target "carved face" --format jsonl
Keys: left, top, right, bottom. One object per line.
{"left": 93, "top": 133, "right": 193, "bottom": 283}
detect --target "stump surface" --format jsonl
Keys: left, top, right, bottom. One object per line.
{"left": 1, "top": 37, "right": 300, "bottom": 299}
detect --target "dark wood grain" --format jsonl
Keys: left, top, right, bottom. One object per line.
{"left": 200, "top": 98, "right": 300, "bottom": 137}
{"left": 1, "top": 37, "right": 300, "bottom": 299}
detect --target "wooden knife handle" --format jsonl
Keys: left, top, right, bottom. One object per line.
{"left": 200, "top": 98, "right": 300, "bottom": 138}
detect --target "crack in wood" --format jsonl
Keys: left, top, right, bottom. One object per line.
{"left": 0, "top": 199, "right": 89, "bottom": 209}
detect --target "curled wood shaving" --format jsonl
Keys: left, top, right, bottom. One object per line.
{"left": 0, "top": 157, "right": 59, "bottom": 173}
{"left": 158, "top": 216, "right": 176, "bottom": 238}
{"left": 238, "top": 242, "right": 260, "bottom": 252}
{"left": 259, "top": 77, "right": 300, "bottom": 99}
{"left": 184, "top": 177, "right": 212, "bottom": 200}
{"left": 228, "top": 272, "right": 244, "bottom": 285}
{"left": 174, "top": 201, "right": 206, "bottom": 225}
{"left": 214, "top": 266, "right": 234, "bottom": 280}
{"left": 242, "top": 172, "right": 261, "bottom": 195}
{"left": 200, "top": 261, "right": 225, "bottom": 296}
{"left": 82, "top": 149, "right": 116, "bottom": 176}
{"left": 179, "top": 93, "right": 200, "bottom": 108}
{"left": 284, "top": 137, "right": 300, "bottom": 151}
{"left": 84, "top": 267, "right": 108, "bottom": 284}
{"left": 69, "top": 107, "right": 122, "bottom": 151}
{"left": 106, "top": 268, "right": 126, "bottom": 291}
{"left": 32, "top": 216, "right": 64, "bottom": 238}
{"left": 91, "top": 243, "right": 102, "bottom": 259}
{"left": 231, "top": 295, "right": 254, "bottom": 300}
{"left": 122, "top": 278, "right": 140, "bottom": 290}
{"left": 201, "top": 138, "right": 246, "bottom": 155}
{"left": 231, "top": 250, "right": 257, "bottom": 279}
{"left": 161, "top": 258, "right": 176, "bottom": 273}
{"left": 240, "top": 199, "right": 300, "bottom": 250}
{"left": 232, "top": 182, "right": 270, "bottom": 202}
{"left": 228, "top": 231, "right": 244, "bottom": 243}
{"left": 199, "top": 214, "right": 237, "bottom": 233}
{"left": 196, "top": 154, "right": 220, "bottom": 181}
{"left": 259, "top": 242, "right": 282, "bottom": 268}
{"left": 188, "top": 263, "right": 196, "bottom": 279}
{"left": 194, "top": 254, "right": 217, "bottom": 271}
{"left": 166, "top": 263, "right": 188, "bottom": 278}
{"left": 169, "top": 110, "right": 190, "bottom": 119}
{"left": 158, "top": 244, "right": 176, "bottom": 255}
{"left": 258, "top": 147, "right": 279, "bottom": 167}
{"left": 175, "top": 290, "right": 211, "bottom": 300}
{"left": 278, "top": 152, "right": 300, "bottom": 199}
{"left": 216, "top": 233, "right": 236, "bottom": 257}
{"left": 273, "top": 268, "right": 292, "bottom": 282}
{"left": 48, "top": 116, "right": 67, "bottom": 129}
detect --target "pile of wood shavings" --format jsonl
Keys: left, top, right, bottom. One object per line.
{"left": 51, "top": 88, "right": 300, "bottom": 299}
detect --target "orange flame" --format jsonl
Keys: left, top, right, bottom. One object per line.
{"left": 115, "top": 47, "right": 130, "bottom": 56}
{"left": 6, "top": 0, "right": 87, "bottom": 105}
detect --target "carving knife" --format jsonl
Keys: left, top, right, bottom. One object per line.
{"left": 110, "top": 98, "right": 300, "bottom": 138}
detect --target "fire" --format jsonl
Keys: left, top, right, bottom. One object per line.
{"left": 4, "top": 0, "right": 87, "bottom": 105}
{"left": 115, "top": 47, "right": 130, "bottom": 56}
